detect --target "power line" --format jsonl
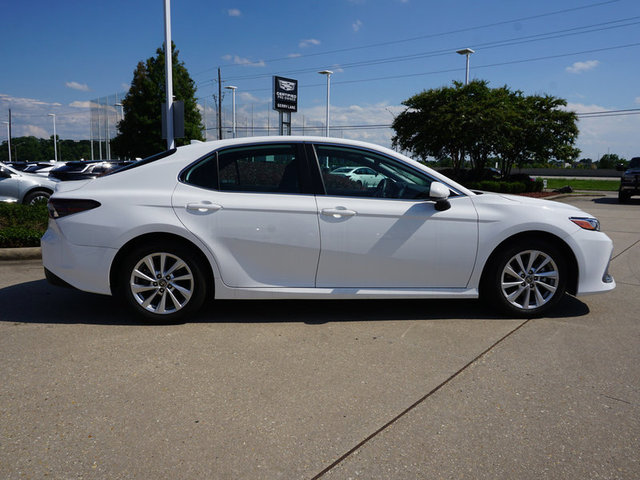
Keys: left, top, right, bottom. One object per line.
{"left": 193, "top": 0, "right": 622, "bottom": 76}
{"left": 223, "top": 42, "right": 640, "bottom": 94}
{"left": 208, "top": 16, "right": 640, "bottom": 85}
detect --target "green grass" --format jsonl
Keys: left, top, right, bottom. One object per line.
{"left": 542, "top": 178, "right": 619, "bottom": 192}
{"left": 0, "top": 203, "right": 49, "bottom": 248}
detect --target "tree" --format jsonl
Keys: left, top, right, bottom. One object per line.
{"left": 597, "top": 153, "right": 624, "bottom": 169}
{"left": 392, "top": 80, "right": 580, "bottom": 179}
{"left": 112, "top": 43, "right": 203, "bottom": 159}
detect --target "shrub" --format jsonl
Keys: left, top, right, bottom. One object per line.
{"left": 0, "top": 203, "right": 48, "bottom": 248}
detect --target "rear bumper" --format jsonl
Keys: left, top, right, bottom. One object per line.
{"left": 41, "top": 222, "right": 115, "bottom": 296}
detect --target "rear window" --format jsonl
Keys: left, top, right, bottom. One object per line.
{"left": 105, "top": 148, "right": 177, "bottom": 176}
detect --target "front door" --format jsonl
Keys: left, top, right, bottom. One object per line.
{"left": 313, "top": 144, "right": 478, "bottom": 288}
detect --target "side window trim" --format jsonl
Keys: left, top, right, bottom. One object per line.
{"left": 307, "top": 142, "right": 463, "bottom": 198}
{"left": 180, "top": 142, "right": 315, "bottom": 195}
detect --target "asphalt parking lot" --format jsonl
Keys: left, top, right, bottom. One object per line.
{"left": 0, "top": 193, "right": 638, "bottom": 479}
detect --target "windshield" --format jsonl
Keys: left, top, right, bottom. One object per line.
{"left": 629, "top": 157, "right": 640, "bottom": 169}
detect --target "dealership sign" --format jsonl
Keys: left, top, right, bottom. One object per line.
{"left": 273, "top": 76, "right": 298, "bottom": 112}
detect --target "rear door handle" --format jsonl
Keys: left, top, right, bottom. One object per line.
{"left": 187, "top": 202, "right": 222, "bottom": 213}
{"left": 321, "top": 208, "right": 357, "bottom": 218}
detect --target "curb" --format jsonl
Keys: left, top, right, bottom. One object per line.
{"left": 0, "top": 247, "right": 42, "bottom": 261}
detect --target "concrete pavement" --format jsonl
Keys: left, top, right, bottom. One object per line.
{"left": 0, "top": 192, "right": 638, "bottom": 479}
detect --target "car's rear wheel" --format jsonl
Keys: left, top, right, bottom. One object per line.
{"left": 23, "top": 189, "right": 51, "bottom": 205}
{"left": 483, "top": 240, "right": 567, "bottom": 317}
{"left": 117, "top": 243, "right": 207, "bottom": 322}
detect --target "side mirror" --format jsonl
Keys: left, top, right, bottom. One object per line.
{"left": 429, "top": 181, "right": 451, "bottom": 211}
{"left": 0, "top": 168, "right": 12, "bottom": 179}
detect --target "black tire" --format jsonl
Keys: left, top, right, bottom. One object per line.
{"left": 618, "top": 190, "right": 630, "bottom": 203}
{"left": 23, "top": 189, "right": 51, "bottom": 205}
{"left": 482, "top": 239, "right": 567, "bottom": 318}
{"left": 115, "top": 242, "right": 208, "bottom": 323}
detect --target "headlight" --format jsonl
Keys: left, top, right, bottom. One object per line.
{"left": 570, "top": 217, "right": 600, "bottom": 231}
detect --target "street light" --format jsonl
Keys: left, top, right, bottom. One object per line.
{"left": 115, "top": 102, "right": 124, "bottom": 121}
{"left": 47, "top": 113, "right": 58, "bottom": 161}
{"left": 225, "top": 86, "right": 237, "bottom": 138}
{"left": 456, "top": 48, "right": 475, "bottom": 85}
{"left": 2, "top": 121, "right": 10, "bottom": 163}
{"left": 318, "top": 70, "right": 333, "bottom": 137}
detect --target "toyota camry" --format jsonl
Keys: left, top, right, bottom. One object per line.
{"left": 42, "top": 137, "right": 615, "bottom": 322}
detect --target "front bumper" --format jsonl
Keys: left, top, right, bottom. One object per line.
{"left": 569, "top": 229, "right": 616, "bottom": 296}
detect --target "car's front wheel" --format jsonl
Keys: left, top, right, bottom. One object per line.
{"left": 483, "top": 240, "right": 567, "bottom": 317}
{"left": 618, "top": 190, "right": 630, "bottom": 203}
{"left": 117, "top": 243, "right": 208, "bottom": 322}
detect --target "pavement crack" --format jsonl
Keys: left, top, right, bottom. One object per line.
{"left": 311, "top": 319, "right": 531, "bottom": 479}
{"left": 612, "top": 239, "right": 640, "bottom": 261}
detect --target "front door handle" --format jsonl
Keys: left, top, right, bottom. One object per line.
{"left": 321, "top": 208, "right": 357, "bottom": 218}
{"left": 187, "top": 202, "right": 222, "bottom": 213}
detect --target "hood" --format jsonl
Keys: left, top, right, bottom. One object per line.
{"left": 472, "top": 191, "right": 583, "bottom": 212}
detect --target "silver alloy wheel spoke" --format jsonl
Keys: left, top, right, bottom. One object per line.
{"left": 130, "top": 252, "right": 195, "bottom": 315}
{"left": 500, "top": 249, "right": 559, "bottom": 311}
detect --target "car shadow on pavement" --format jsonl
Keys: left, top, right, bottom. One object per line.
{"left": 592, "top": 196, "right": 639, "bottom": 205}
{"left": 0, "top": 279, "right": 590, "bottom": 325}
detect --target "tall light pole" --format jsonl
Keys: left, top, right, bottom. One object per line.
{"left": 456, "top": 48, "right": 474, "bottom": 85}
{"left": 318, "top": 70, "right": 333, "bottom": 136}
{"left": 225, "top": 86, "right": 237, "bottom": 138}
{"left": 2, "top": 121, "right": 10, "bottom": 163}
{"left": 163, "top": 0, "right": 175, "bottom": 150}
{"left": 47, "top": 113, "right": 58, "bottom": 161}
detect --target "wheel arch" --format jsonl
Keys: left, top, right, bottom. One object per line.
{"left": 22, "top": 187, "right": 53, "bottom": 204}
{"left": 479, "top": 230, "right": 579, "bottom": 296}
{"left": 109, "top": 232, "right": 215, "bottom": 297}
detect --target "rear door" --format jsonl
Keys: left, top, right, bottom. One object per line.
{"left": 173, "top": 142, "right": 321, "bottom": 288}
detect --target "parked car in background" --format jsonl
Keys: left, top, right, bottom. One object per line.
{"left": 619, "top": 157, "right": 640, "bottom": 203}
{"left": 22, "top": 161, "right": 68, "bottom": 177}
{"left": 328, "top": 165, "right": 385, "bottom": 189}
{"left": 42, "top": 137, "right": 615, "bottom": 322}
{"left": 48, "top": 160, "right": 134, "bottom": 181}
{"left": 0, "top": 161, "right": 58, "bottom": 204}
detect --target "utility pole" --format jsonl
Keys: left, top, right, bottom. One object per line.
{"left": 217, "top": 68, "right": 223, "bottom": 140}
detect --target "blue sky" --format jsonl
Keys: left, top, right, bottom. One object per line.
{"left": 1, "top": 0, "right": 639, "bottom": 160}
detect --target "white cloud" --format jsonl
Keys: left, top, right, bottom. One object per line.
{"left": 238, "top": 92, "right": 263, "bottom": 103}
{"left": 635, "top": 97, "right": 640, "bottom": 104}
{"left": 352, "top": 19, "right": 363, "bottom": 32}
{"left": 69, "top": 101, "right": 92, "bottom": 108}
{"left": 65, "top": 81, "right": 90, "bottom": 91}
{"left": 288, "top": 53, "right": 302, "bottom": 58}
{"left": 222, "top": 54, "right": 265, "bottom": 67}
{"left": 299, "top": 38, "right": 321, "bottom": 48}
{"left": 566, "top": 60, "right": 600, "bottom": 74}
{"left": 227, "top": 8, "right": 241, "bottom": 16}
{"left": 566, "top": 102, "right": 640, "bottom": 160}
{"left": 0, "top": 93, "right": 89, "bottom": 141}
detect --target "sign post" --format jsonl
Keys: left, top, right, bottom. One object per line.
{"left": 273, "top": 76, "right": 298, "bottom": 136}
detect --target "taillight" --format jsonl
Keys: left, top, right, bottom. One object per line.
{"left": 48, "top": 199, "right": 101, "bottom": 219}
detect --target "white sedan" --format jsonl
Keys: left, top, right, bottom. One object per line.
{"left": 42, "top": 137, "right": 615, "bottom": 322}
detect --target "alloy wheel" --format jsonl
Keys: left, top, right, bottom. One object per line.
{"left": 129, "top": 252, "right": 195, "bottom": 315}
{"left": 500, "top": 249, "right": 559, "bottom": 311}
